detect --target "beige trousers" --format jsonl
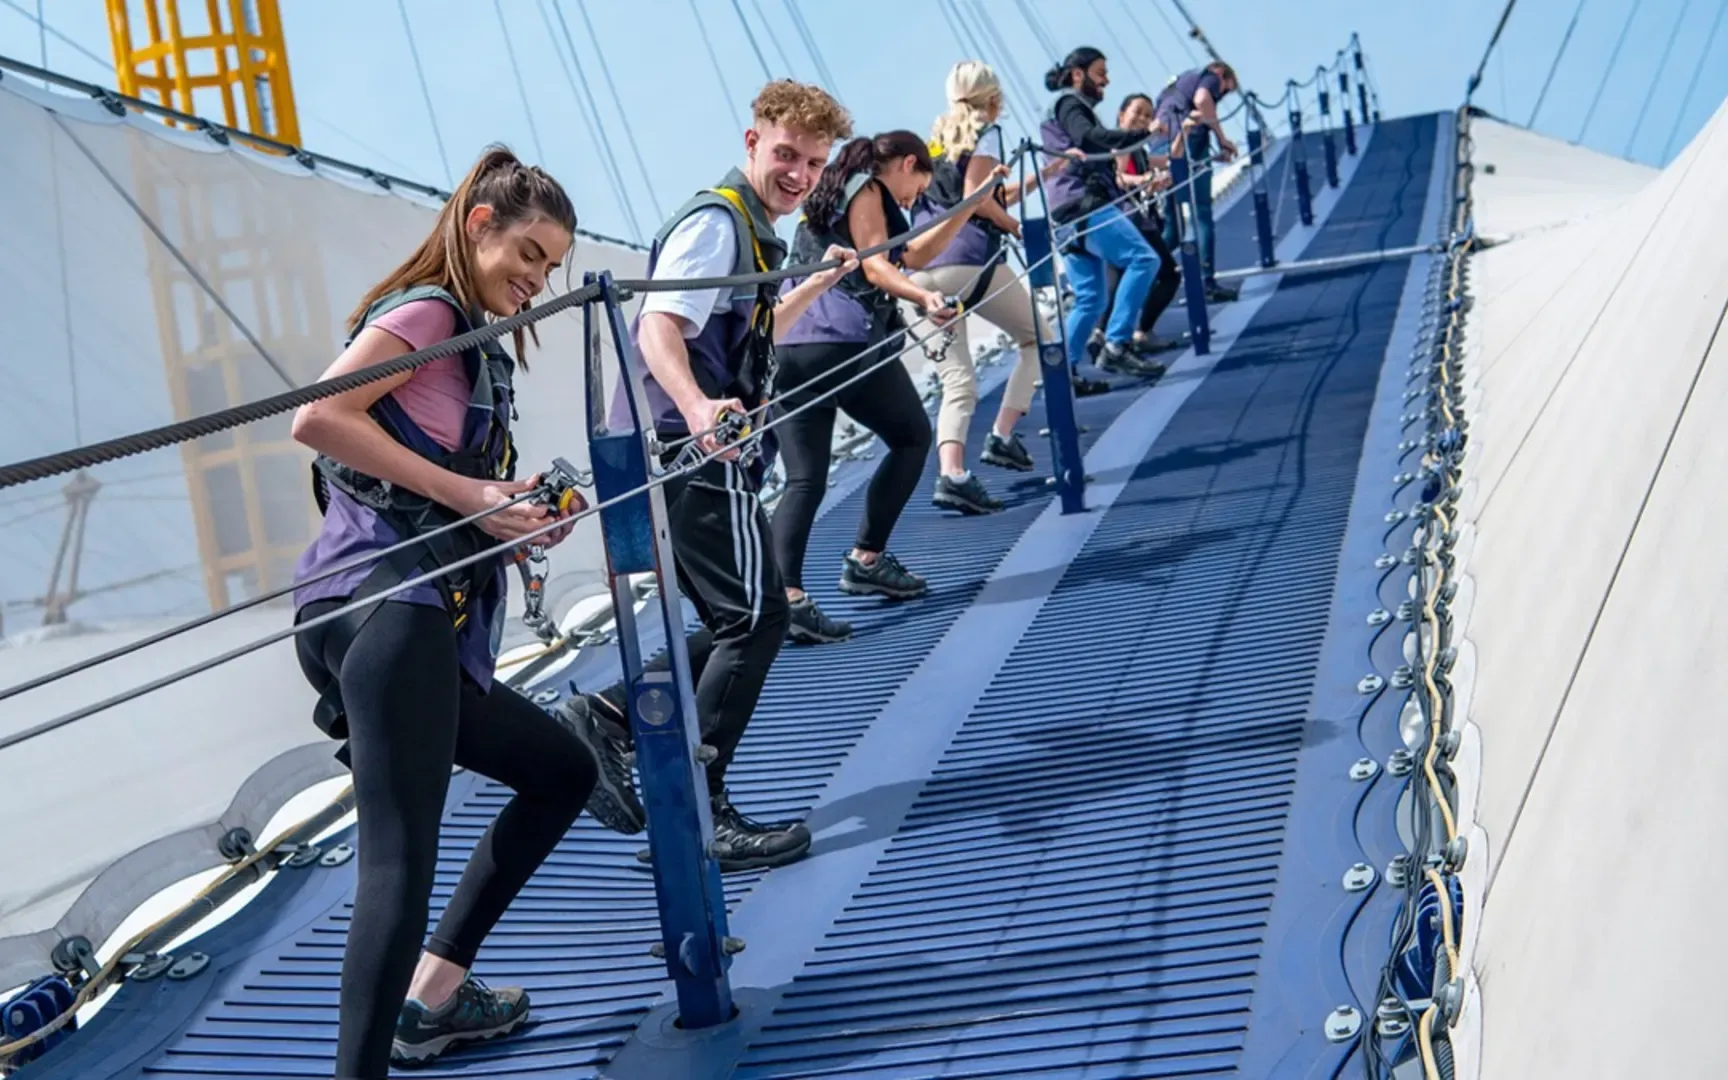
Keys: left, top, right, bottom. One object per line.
{"left": 904, "top": 262, "right": 1048, "bottom": 447}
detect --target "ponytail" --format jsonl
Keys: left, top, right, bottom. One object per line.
{"left": 804, "top": 132, "right": 933, "bottom": 226}
{"left": 932, "top": 60, "right": 1001, "bottom": 158}
{"left": 350, "top": 144, "right": 578, "bottom": 368}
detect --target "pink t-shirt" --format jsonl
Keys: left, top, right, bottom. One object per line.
{"left": 369, "top": 299, "right": 468, "bottom": 451}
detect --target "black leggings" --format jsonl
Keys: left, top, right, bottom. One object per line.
{"left": 771, "top": 338, "right": 933, "bottom": 590}
{"left": 1102, "top": 217, "right": 1182, "bottom": 337}
{"left": 296, "top": 599, "right": 596, "bottom": 1080}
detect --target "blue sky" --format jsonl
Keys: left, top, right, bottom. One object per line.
{"left": 3, "top": 0, "right": 1725, "bottom": 246}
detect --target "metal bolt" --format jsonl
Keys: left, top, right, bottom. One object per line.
{"left": 1387, "top": 854, "right": 1412, "bottom": 887}
{"left": 1376, "top": 996, "right": 1412, "bottom": 1037}
{"left": 129, "top": 953, "right": 176, "bottom": 982}
{"left": 1349, "top": 757, "right": 1379, "bottom": 781}
{"left": 1367, "top": 608, "right": 1391, "bottom": 626}
{"left": 1435, "top": 978, "right": 1465, "bottom": 1024}
{"left": 319, "top": 844, "right": 354, "bottom": 868}
{"left": 636, "top": 847, "right": 653, "bottom": 864}
{"left": 1387, "top": 749, "right": 1416, "bottom": 776}
{"left": 1343, "top": 863, "right": 1376, "bottom": 892}
{"left": 167, "top": 953, "right": 209, "bottom": 981}
{"left": 1398, "top": 600, "right": 1418, "bottom": 621}
{"left": 649, "top": 942, "right": 666, "bottom": 959}
{"left": 1391, "top": 665, "right": 1416, "bottom": 689}
{"left": 636, "top": 687, "right": 673, "bottom": 727}
{"left": 1358, "top": 674, "right": 1385, "bottom": 694}
{"left": 285, "top": 844, "right": 323, "bottom": 870}
{"left": 1375, "top": 554, "right": 1398, "bottom": 570}
{"left": 1385, "top": 510, "right": 1406, "bottom": 524}
{"left": 532, "top": 688, "right": 560, "bottom": 705}
{"left": 1324, "top": 1004, "right": 1363, "bottom": 1042}
{"left": 694, "top": 744, "right": 719, "bottom": 764}
{"left": 722, "top": 937, "right": 747, "bottom": 955}
{"left": 1443, "top": 836, "right": 1470, "bottom": 871}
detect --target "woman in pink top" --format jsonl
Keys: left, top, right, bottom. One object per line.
{"left": 289, "top": 147, "right": 610, "bottom": 1078}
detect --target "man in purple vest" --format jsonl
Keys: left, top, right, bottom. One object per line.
{"left": 565, "top": 80, "right": 858, "bottom": 873}
{"left": 1158, "top": 60, "right": 1241, "bottom": 302}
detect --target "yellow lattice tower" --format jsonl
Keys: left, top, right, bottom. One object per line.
{"left": 107, "top": 0, "right": 330, "bottom": 610}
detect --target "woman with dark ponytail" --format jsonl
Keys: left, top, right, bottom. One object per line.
{"left": 1040, "top": 47, "right": 1168, "bottom": 391}
{"left": 290, "top": 146, "right": 605, "bottom": 1078}
{"left": 772, "top": 130, "right": 1000, "bottom": 644}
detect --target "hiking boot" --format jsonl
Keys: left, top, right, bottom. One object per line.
{"left": 1205, "top": 281, "right": 1240, "bottom": 303}
{"left": 1071, "top": 374, "right": 1112, "bottom": 397}
{"left": 933, "top": 473, "right": 1004, "bottom": 516}
{"left": 981, "top": 431, "right": 1035, "bottom": 472}
{"left": 1098, "top": 342, "right": 1166, "bottom": 379}
{"left": 1131, "top": 333, "right": 1184, "bottom": 355}
{"left": 1085, "top": 327, "right": 1106, "bottom": 361}
{"left": 710, "top": 791, "right": 811, "bottom": 872}
{"left": 391, "top": 975, "right": 529, "bottom": 1065}
{"left": 555, "top": 695, "right": 644, "bottom": 835}
{"left": 839, "top": 550, "right": 927, "bottom": 599}
{"left": 787, "top": 594, "right": 852, "bottom": 645}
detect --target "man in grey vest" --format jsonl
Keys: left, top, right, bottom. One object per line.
{"left": 566, "top": 80, "right": 858, "bottom": 871}
{"left": 1159, "top": 60, "right": 1241, "bottom": 302}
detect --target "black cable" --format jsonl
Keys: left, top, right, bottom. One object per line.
{"left": 1662, "top": 0, "right": 1727, "bottom": 161}
{"left": 780, "top": 0, "right": 841, "bottom": 93}
{"left": 749, "top": 0, "right": 798, "bottom": 77}
{"left": 549, "top": 0, "right": 648, "bottom": 242}
{"left": 1113, "top": 0, "right": 1176, "bottom": 81}
{"left": 1011, "top": 0, "right": 1060, "bottom": 57}
{"left": 1081, "top": 0, "right": 1151, "bottom": 89}
{"left": 1156, "top": 0, "right": 1204, "bottom": 65}
{"left": 1625, "top": 0, "right": 1693, "bottom": 157}
{"left": 534, "top": 0, "right": 643, "bottom": 244}
{"left": 1577, "top": 0, "right": 1638, "bottom": 143}
{"left": 1528, "top": 0, "right": 1587, "bottom": 127}
{"left": 1466, "top": 0, "right": 1519, "bottom": 104}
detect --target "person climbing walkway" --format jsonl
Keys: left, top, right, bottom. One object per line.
{"left": 288, "top": 148, "right": 599, "bottom": 1078}
{"left": 1091, "top": 92, "right": 1186, "bottom": 358}
{"left": 908, "top": 60, "right": 1075, "bottom": 516}
{"left": 1157, "top": 59, "right": 1242, "bottom": 302}
{"left": 768, "top": 129, "right": 993, "bottom": 642}
{"left": 1041, "top": 46, "right": 1169, "bottom": 392}
{"left": 561, "top": 80, "right": 859, "bottom": 869}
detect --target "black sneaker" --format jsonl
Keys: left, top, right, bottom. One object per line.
{"left": 555, "top": 695, "right": 645, "bottom": 835}
{"left": 1071, "top": 374, "right": 1112, "bottom": 397}
{"left": 711, "top": 791, "right": 811, "bottom": 872}
{"left": 933, "top": 473, "right": 1003, "bottom": 515}
{"left": 981, "top": 431, "right": 1035, "bottom": 472}
{"left": 787, "top": 594, "right": 852, "bottom": 644}
{"left": 391, "top": 975, "right": 529, "bottom": 1065}
{"left": 1205, "top": 281, "right": 1240, "bottom": 303}
{"left": 1098, "top": 343, "right": 1166, "bottom": 379}
{"left": 1085, "top": 328, "right": 1105, "bottom": 361}
{"left": 1131, "top": 333, "right": 1184, "bottom": 355}
{"left": 838, "top": 550, "right": 927, "bottom": 599}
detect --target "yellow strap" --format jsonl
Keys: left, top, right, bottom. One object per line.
{"left": 708, "top": 187, "right": 770, "bottom": 273}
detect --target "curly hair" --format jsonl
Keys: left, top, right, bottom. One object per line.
{"left": 750, "top": 79, "right": 854, "bottom": 141}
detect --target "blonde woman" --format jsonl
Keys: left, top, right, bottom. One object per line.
{"left": 908, "top": 60, "right": 1072, "bottom": 516}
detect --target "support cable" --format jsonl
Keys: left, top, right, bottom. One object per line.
{"left": 1528, "top": 0, "right": 1587, "bottom": 128}
{"left": 1662, "top": 0, "right": 1727, "bottom": 162}
{"left": 685, "top": 0, "right": 747, "bottom": 132}
{"left": 395, "top": 0, "right": 454, "bottom": 188}
{"left": 749, "top": 0, "right": 798, "bottom": 77}
{"left": 1625, "top": 0, "right": 1693, "bottom": 158}
{"left": 730, "top": 0, "right": 775, "bottom": 80}
{"left": 493, "top": 0, "right": 547, "bottom": 165}
{"left": 571, "top": 0, "right": 665, "bottom": 221}
{"left": 1577, "top": 0, "right": 1638, "bottom": 143}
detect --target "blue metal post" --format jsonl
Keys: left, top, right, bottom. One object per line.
{"left": 1289, "top": 86, "right": 1315, "bottom": 227}
{"left": 1317, "top": 84, "right": 1340, "bottom": 189}
{"left": 1353, "top": 41, "right": 1372, "bottom": 124}
{"left": 1017, "top": 144, "right": 1085, "bottom": 514}
{"left": 1166, "top": 154, "right": 1211, "bottom": 355}
{"left": 1339, "top": 70, "right": 1358, "bottom": 155}
{"left": 584, "top": 272, "right": 736, "bottom": 1029}
{"left": 1246, "top": 121, "right": 1276, "bottom": 270}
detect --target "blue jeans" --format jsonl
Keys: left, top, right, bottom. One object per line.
{"left": 1058, "top": 204, "right": 1160, "bottom": 370}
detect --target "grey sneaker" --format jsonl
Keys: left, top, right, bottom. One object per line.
{"left": 933, "top": 473, "right": 1004, "bottom": 515}
{"left": 838, "top": 550, "right": 927, "bottom": 599}
{"left": 555, "top": 695, "right": 645, "bottom": 835}
{"left": 981, "top": 431, "right": 1034, "bottom": 472}
{"left": 391, "top": 975, "right": 529, "bottom": 1065}
{"left": 787, "top": 594, "right": 853, "bottom": 644}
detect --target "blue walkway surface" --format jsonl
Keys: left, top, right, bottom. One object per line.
{"left": 27, "top": 115, "right": 1447, "bottom": 1080}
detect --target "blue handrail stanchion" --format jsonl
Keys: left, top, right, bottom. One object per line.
{"left": 585, "top": 271, "right": 736, "bottom": 1030}
{"left": 1317, "top": 84, "right": 1340, "bottom": 188}
{"left": 1167, "top": 154, "right": 1211, "bottom": 355}
{"left": 1246, "top": 122, "right": 1276, "bottom": 270}
{"left": 1353, "top": 39, "right": 1373, "bottom": 123}
{"left": 1289, "top": 86, "right": 1315, "bottom": 227}
{"left": 1339, "top": 70, "right": 1358, "bottom": 155}
{"left": 1018, "top": 143, "right": 1085, "bottom": 514}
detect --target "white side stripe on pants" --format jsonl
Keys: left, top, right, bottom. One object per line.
{"left": 724, "top": 462, "right": 765, "bottom": 629}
